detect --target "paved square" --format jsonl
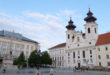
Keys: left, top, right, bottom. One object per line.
{"left": 0, "top": 68, "right": 110, "bottom": 75}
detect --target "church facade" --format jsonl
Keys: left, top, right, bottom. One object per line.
{"left": 49, "top": 9, "right": 110, "bottom": 69}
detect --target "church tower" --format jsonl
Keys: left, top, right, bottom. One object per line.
{"left": 84, "top": 8, "right": 98, "bottom": 41}
{"left": 66, "top": 17, "right": 76, "bottom": 48}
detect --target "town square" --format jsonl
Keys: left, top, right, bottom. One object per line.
{"left": 0, "top": 0, "right": 110, "bottom": 75}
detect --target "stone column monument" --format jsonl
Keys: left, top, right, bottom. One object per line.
{"left": 3, "top": 31, "right": 17, "bottom": 69}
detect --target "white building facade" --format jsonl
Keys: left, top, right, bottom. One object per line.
{"left": 49, "top": 9, "right": 110, "bottom": 69}
{"left": 96, "top": 32, "right": 110, "bottom": 68}
{"left": 0, "top": 30, "right": 40, "bottom": 60}
{"left": 49, "top": 43, "right": 66, "bottom": 68}
{"left": 65, "top": 9, "right": 98, "bottom": 68}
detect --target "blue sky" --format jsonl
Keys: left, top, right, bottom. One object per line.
{"left": 0, "top": 0, "right": 110, "bottom": 51}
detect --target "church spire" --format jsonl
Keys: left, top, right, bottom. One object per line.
{"left": 84, "top": 8, "right": 97, "bottom": 22}
{"left": 66, "top": 17, "right": 76, "bottom": 30}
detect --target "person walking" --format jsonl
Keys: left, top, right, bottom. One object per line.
{"left": 50, "top": 68, "right": 53, "bottom": 75}
{"left": 36, "top": 67, "right": 40, "bottom": 75}
{"left": 3, "top": 64, "right": 7, "bottom": 73}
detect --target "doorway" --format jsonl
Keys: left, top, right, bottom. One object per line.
{"left": 78, "top": 63, "right": 80, "bottom": 68}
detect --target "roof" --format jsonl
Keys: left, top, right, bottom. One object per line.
{"left": 0, "top": 30, "right": 38, "bottom": 44}
{"left": 49, "top": 43, "right": 66, "bottom": 50}
{"left": 96, "top": 32, "right": 110, "bottom": 46}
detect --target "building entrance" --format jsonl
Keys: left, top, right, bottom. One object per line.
{"left": 78, "top": 63, "right": 80, "bottom": 68}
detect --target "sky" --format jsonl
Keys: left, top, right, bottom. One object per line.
{"left": 0, "top": 0, "right": 110, "bottom": 51}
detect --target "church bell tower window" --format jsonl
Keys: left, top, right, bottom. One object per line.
{"left": 95, "top": 28, "right": 97, "bottom": 33}
{"left": 68, "top": 34, "right": 70, "bottom": 39}
{"left": 88, "top": 28, "right": 90, "bottom": 33}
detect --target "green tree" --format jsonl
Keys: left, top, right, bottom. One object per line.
{"left": 28, "top": 50, "right": 41, "bottom": 67}
{"left": 41, "top": 51, "right": 52, "bottom": 65}
{"left": 17, "top": 52, "right": 26, "bottom": 67}
{"left": 13, "top": 58, "right": 18, "bottom": 65}
{"left": 13, "top": 51, "right": 26, "bottom": 68}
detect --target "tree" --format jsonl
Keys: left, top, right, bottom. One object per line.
{"left": 28, "top": 50, "right": 52, "bottom": 67}
{"left": 28, "top": 50, "right": 41, "bottom": 67}
{"left": 41, "top": 51, "right": 52, "bottom": 65}
{"left": 13, "top": 51, "right": 26, "bottom": 68}
{"left": 18, "top": 52, "right": 26, "bottom": 67}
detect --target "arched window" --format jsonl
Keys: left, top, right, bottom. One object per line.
{"left": 68, "top": 34, "right": 70, "bottom": 39}
{"left": 83, "top": 51, "right": 85, "bottom": 58}
{"left": 95, "top": 28, "right": 97, "bottom": 33}
{"left": 90, "top": 50, "right": 92, "bottom": 54}
{"left": 73, "top": 52, "right": 75, "bottom": 58}
{"left": 88, "top": 28, "right": 90, "bottom": 33}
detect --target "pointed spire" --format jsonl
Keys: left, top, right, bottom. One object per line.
{"left": 70, "top": 16, "right": 72, "bottom": 21}
{"left": 84, "top": 8, "right": 97, "bottom": 22}
{"left": 88, "top": 6, "right": 90, "bottom": 11}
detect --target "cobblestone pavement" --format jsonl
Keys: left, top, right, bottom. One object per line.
{"left": 0, "top": 68, "right": 110, "bottom": 75}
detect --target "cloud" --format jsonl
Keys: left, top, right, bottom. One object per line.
{"left": 0, "top": 10, "right": 83, "bottom": 51}
{"left": 57, "top": 10, "right": 76, "bottom": 16}
{"left": 25, "top": 12, "right": 60, "bottom": 20}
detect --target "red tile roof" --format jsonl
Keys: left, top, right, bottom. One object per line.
{"left": 49, "top": 43, "right": 66, "bottom": 50}
{"left": 96, "top": 32, "right": 110, "bottom": 46}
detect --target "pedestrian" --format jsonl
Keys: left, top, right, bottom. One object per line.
{"left": 50, "top": 68, "right": 53, "bottom": 75}
{"left": 36, "top": 67, "right": 40, "bottom": 75}
{"left": 3, "top": 64, "right": 7, "bottom": 73}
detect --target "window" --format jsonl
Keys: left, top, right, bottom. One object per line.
{"left": 95, "top": 28, "right": 97, "bottom": 33}
{"left": 73, "top": 59, "right": 75, "bottom": 63}
{"left": 90, "top": 59, "right": 93, "bottom": 63}
{"left": 68, "top": 53, "right": 70, "bottom": 56}
{"left": 27, "top": 45, "right": 29, "bottom": 49}
{"left": 106, "top": 55, "right": 109, "bottom": 59}
{"left": 107, "top": 62, "right": 110, "bottom": 66}
{"left": 90, "top": 55, "right": 92, "bottom": 58}
{"left": 73, "top": 52, "right": 75, "bottom": 58}
{"left": 31, "top": 46, "right": 33, "bottom": 50}
{"left": 68, "top": 34, "right": 70, "bottom": 39}
{"left": 98, "top": 48, "right": 100, "bottom": 51}
{"left": 62, "top": 57, "right": 64, "bottom": 60}
{"left": 99, "top": 62, "right": 101, "bottom": 66}
{"left": 89, "top": 42, "right": 91, "bottom": 45}
{"left": 78, "top": 56, "right": 80, "bottom": 59}
{"left": 83, "top": 51, "right": 85, "bottom": 58}
{"left": 98, "top": 55, "right": 101, "bottom": 59}
{"left": 77, "top": 37, "right": 80, "bottom": 42}
{"left": 77, "top": 44, "right": 79, "bottom": 47}
{"left": 78, "top": 51, "right": 80, "bottom": 55}
{"left": 83, "top": 59, "right": 86, "bottom": 63}
{"left": 88, "top": 28, "right": 90, "bottom": 33}
{"left": 90, "top": 50, "right": 92, "bottom": 54}
{"left": 105, "top": 47, "right": 108, "bottom": 51}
